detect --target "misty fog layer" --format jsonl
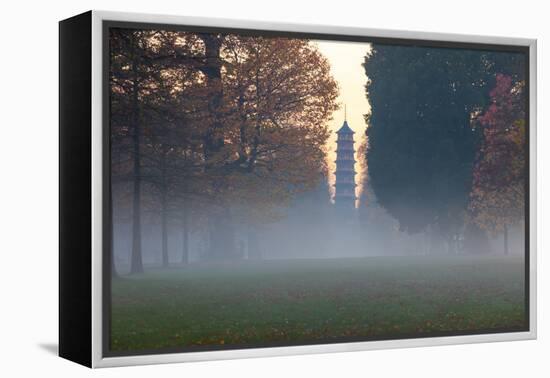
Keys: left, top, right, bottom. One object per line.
{"left": 112, "top": 182, "right": 526, "bottom": 272}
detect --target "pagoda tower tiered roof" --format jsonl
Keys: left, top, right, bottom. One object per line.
{"left": 333, "top": 117, "right": 357, "bottom": 209}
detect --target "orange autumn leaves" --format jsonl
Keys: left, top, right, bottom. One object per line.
{"left": 110, "top": 30, "right": 339, "bottom": 224}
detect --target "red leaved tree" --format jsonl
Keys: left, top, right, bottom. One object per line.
{"left": 469, "top": 74, "right": 526, "bottom": 255}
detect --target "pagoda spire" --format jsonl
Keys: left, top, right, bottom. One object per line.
{"left": 344, "top": 104, "right": 347, "bottom": 122}
{"left": 333, "top": 112, "right": 356, "bottom": 209}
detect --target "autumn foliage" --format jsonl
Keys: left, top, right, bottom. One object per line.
{"left": 469, "top": 74, "right": 526, "bottom": 251}
{"left": 109, "top": 30, "right": 339, "bottom": 268}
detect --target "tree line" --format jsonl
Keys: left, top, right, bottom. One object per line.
{"left": 363, "top": 45, "right": 526, "bottom": 255}
{"left": 110, "top": 29, "right": 338, "bottom": 274}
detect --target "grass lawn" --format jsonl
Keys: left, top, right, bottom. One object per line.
{"left": 110, "top": 255, "right": 526, "bottom": 353}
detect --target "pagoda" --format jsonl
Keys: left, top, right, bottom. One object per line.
{"left": 333, "top": 114, "right": 357, "bottom": 209}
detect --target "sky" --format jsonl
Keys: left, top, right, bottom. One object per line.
{"left": 313, "top": 40, "right": 372, "bottom": 205}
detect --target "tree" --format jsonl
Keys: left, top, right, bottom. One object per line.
{"left": 111, "top": 29, "right": 223, "bottom": 269}
{"left": 197, "top": 35, "right": 338, "bottom": 259}
{"left": 363, "top": 44, "right": 525, "bottom": 253}
{"left": 140, "top": 59, "right": 198, "bottom": 267}
{"left": 469, "top": 74, "right": 526, "bottom": 255}
{"left": 110, "top": 29, "right": 153, "bottom": 274}
{"left": 109, "top": 29, "right": 339, "bottom": 268}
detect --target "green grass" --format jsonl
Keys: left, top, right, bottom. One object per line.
{"left": 110, "top": 256, "right": 526, "bottom": 352}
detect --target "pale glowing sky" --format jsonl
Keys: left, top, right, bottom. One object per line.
{"left": 313, "top": 40, "right": 372, "bottom": 204}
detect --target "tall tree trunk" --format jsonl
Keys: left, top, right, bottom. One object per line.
{"left": 160, "top": 188, "right": 169, "bottom": 268}
{"left": 503, "top": 223, "right": 509, "bottom": 255}
{"left": 160, "top": 150, "right": 169, "bottom": 268}
{"left": 181, "top": 206, "right": 189, "bottom": 264}
{"left": 110, "top": 190, "right": 119, "bottom": 278}
{"left": 129, "top": 34, "right": 143, "bottom": 274}
{"left": 201, "top": 34, "right": 224, "bottom": 163}
{"left": 199, "top": 34, "right": 236, "bottom": 260}
{"left": 130, "top": 160, "right": 143, "bottom": 273}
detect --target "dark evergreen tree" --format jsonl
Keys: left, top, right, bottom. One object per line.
{"left": 363, "top": 45, "right": 525, "bottom": 251}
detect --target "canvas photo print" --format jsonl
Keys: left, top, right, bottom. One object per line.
{"left": 107, "top": 23, "right": 529, "bottom": 355}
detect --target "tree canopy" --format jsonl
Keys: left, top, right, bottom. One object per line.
{"left": 109, "top": 29, "right": 339, "bottom": 269}
{"left": 363, "top": 44, "right": 525, "bottom": 246}
{"left": 468, "top": 74, "right": 526, "bottom": 253}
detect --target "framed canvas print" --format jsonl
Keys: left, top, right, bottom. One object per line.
{"left": 59, "top": 10, "right": 537, "bottom": 368}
